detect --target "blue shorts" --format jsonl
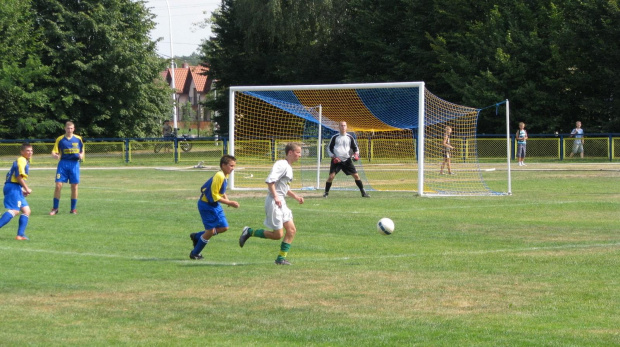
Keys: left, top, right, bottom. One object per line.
{"left": 55, "top": 160, "right": 80, "bottom": 184}
{"left": 197, "top": 200, "right": 228, "bottom": 230}
{"left": 3, "top": 183, "right": 28, "bottom": 210}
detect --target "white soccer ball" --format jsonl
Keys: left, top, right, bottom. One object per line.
{"left": 377, "top": 218, "right": 394, "bottom": 235}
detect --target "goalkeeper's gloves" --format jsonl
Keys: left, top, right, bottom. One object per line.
{"left": 332, "top": 157, "right": 341, "bottom": 164}
{"left": 352, "top": 153, "right": 359, "bottom": 161}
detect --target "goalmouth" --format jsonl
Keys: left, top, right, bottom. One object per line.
{"left": 228, "top": 82, "right": 510, "bottom": 196}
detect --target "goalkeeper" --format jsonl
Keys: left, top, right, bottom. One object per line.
{"left": 322, "top": 121, "right": 370, "bottom": 198}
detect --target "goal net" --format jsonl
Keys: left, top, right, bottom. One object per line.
{"left": 228, "top": 82, "right": 508, "bottom": 196}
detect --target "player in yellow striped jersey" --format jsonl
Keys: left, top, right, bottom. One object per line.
{"left": 50, "top": 121, "right": 84, "bottom": 215}
{"left": 1, "top": 143, "right": 33, "bottom": 240}
{"left": 189, "top": 155, "right": 240, "bottom": 260}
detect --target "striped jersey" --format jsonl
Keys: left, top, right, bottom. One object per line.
{"left": 327, "top": 133, "right": 359, "bottom": 161}
{"left": 53, "top": 135, "right": 84, "bottom": 161}
{"left": 6, "top": 156, "right": 29, "bottom": 184}
{"left": 200, "top": 171, "right": 228, "bottom": 206}
{"left": 517, "top": 129, "right": 527, "bottom": 144}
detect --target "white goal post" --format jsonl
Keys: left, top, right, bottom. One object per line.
{"left": 228, "top": 82, "right": 510, "bottom": 196}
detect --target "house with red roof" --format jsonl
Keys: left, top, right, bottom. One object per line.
{"left": 161, "top": 63, "right": 215, "bottom": 132}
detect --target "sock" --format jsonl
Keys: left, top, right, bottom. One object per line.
{"left": 17, "top": 215, "right": 29, "bottom": 237}
{"left": 195, "top": 231, "right": 205, "bottom": 239}
{"left": 252, "top": 228, "right": 266, "bottom": 238}
{"left": 324, "top": 182, "right": 332, "bottom": 194}
{"left": 276, "top": 242, "right": 291, "bottom": 261}
{"left": 355, "top": 180, "right": 366, "bottom": 195}
{"left": 53, "top": 198, "right": 60, "bottom": 209}
{"left": 0, "top": 212, "right": 14, "bottom": 228}
{"left": 191, "top": 235, "right": 209, "bottom": 255}
{"left": 71, "top": 199, "right": 77, "bottom": 210}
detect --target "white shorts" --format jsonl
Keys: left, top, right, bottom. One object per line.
{"left": 264, "top": 195, "right": 292, "bottom": 230}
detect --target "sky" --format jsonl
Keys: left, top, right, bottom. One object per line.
{"left": 141, "top": 0, "right": 222, "bottom": 58}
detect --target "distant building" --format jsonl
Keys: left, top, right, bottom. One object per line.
{"left": 161, "top": 63, "right": 214, "bottom": 127}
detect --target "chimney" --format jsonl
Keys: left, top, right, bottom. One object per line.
{"left": 182, "top": 62, "right": 189, "bottom": 69}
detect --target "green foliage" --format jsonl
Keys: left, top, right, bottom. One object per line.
{"left": 0, "top": 166, "right": 618, "bottom": 345}
{"left": 201, "top": 0, "right": 620, "bottom": 134}
{"left": 201, "top": 0, "right": 349, "bottom": 135}
{"left": 0, "top": 0, "right": 55, "bottom": 138}
{"left": 0, "top": 0, "right": 172, "bottom": 139}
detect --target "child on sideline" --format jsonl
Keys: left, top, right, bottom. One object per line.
{"left": 439, "top": 125, "right": 455, "bottom": 175}
{"left": 516, "top": 122, "right": 528, "bottom": 166}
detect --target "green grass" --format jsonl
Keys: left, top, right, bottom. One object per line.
{"left": 1, "top": 165, "right": 619, "bottom": 346}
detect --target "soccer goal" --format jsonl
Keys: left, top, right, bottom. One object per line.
{"left": 228, "top": 82, "right": 510, "bottom": 196}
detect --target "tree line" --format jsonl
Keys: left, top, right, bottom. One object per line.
{"left": 0, "top": 0, "right": 170, "bottom": 139}
{"left": 1, "top": 0, "right": 618, "bottom": 139}
{"left": 202, "top": 0, "right": 620, "bottom": 135}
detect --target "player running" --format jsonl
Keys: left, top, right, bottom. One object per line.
{"left": 1, "top": 143, "right": 34, "bottom": 240}
{"left": 239, "top": 143, "right": 305, "bottom": 265}
{"left": 189, "top": 155, "right": 240, "bottom": 260}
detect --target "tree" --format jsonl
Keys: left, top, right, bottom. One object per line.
{"left": 557, "top": 0, "right": 620, "bottom": 132}
{"left": 200, "top": 0, "right": 348, "bottom": 135}
{"left": 429, "top": 0, "right": 620, "bottom": 133}
{"left": 0, "top": 0, "right": 56, "bottom": 138}
{"left": 341, "top": 0, "right": 439, "bottom": 85}
{"left": 201, "top": 0, "right": 619, "bottom": 134}
{"left": 22, "top": 0, "right": 173, "bottom": 138}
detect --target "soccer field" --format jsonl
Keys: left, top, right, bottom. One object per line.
{"left": 1, "top": 164, "right": 619, "bottom": 346}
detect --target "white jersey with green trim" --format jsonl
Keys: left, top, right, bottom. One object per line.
{"left": 265, "top": 159, "right": 293, "bottom": 199}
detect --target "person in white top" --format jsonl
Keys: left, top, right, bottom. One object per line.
{"left": 569, "top": 121, "right": 585, "bottom": 158}
{"left": 239, "top": 143, "right": 305, "bottom": 265}
{"left": 323, "top": 121, "right": 370, "bottom": 198}
{"left": 516, "top": 122, "right": 528, "bottom": 166}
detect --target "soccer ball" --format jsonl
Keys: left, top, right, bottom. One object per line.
{"left": 377, "top": 218, "right": 394, "bottom": 235}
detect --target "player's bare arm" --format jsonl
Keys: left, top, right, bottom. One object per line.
{"left": 219, "top": 194, "right": 240, "bottom": 208}
{"left": 287, "top": 190, "right": 304, "bottom": 204}
{"left": 17, "top": 175, "right": 32, "bottom": 196}
{"left": 267, "top": 182, "right": 282, "bottom": 207}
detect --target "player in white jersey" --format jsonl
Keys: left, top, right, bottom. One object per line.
{"left": 238, "top": 143, "right": 304, "bottom": 265}
{"left": 322, "top": 121, "right": 370, "bottom": 198}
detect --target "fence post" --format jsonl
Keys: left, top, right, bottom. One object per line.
{"left": 559, "top": 135, "right": 564, "bottom": 160}
{"left": 174, "top": 137, "right": 179, "bottom": 163}
{"left": 124, "top": 139, "right": 130, "bottom": 163}
{"left": 510, "top": 134, "right": 515, "bottom": 160}
{"left": 609, "top": 134, "right": 613, "bottom": 162}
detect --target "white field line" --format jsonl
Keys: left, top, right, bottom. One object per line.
{"left": 318, "top": 242, "right": 620, "bottom": 263}
{"left": 1, "top": 242, "right": 618, "bottom": 265}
